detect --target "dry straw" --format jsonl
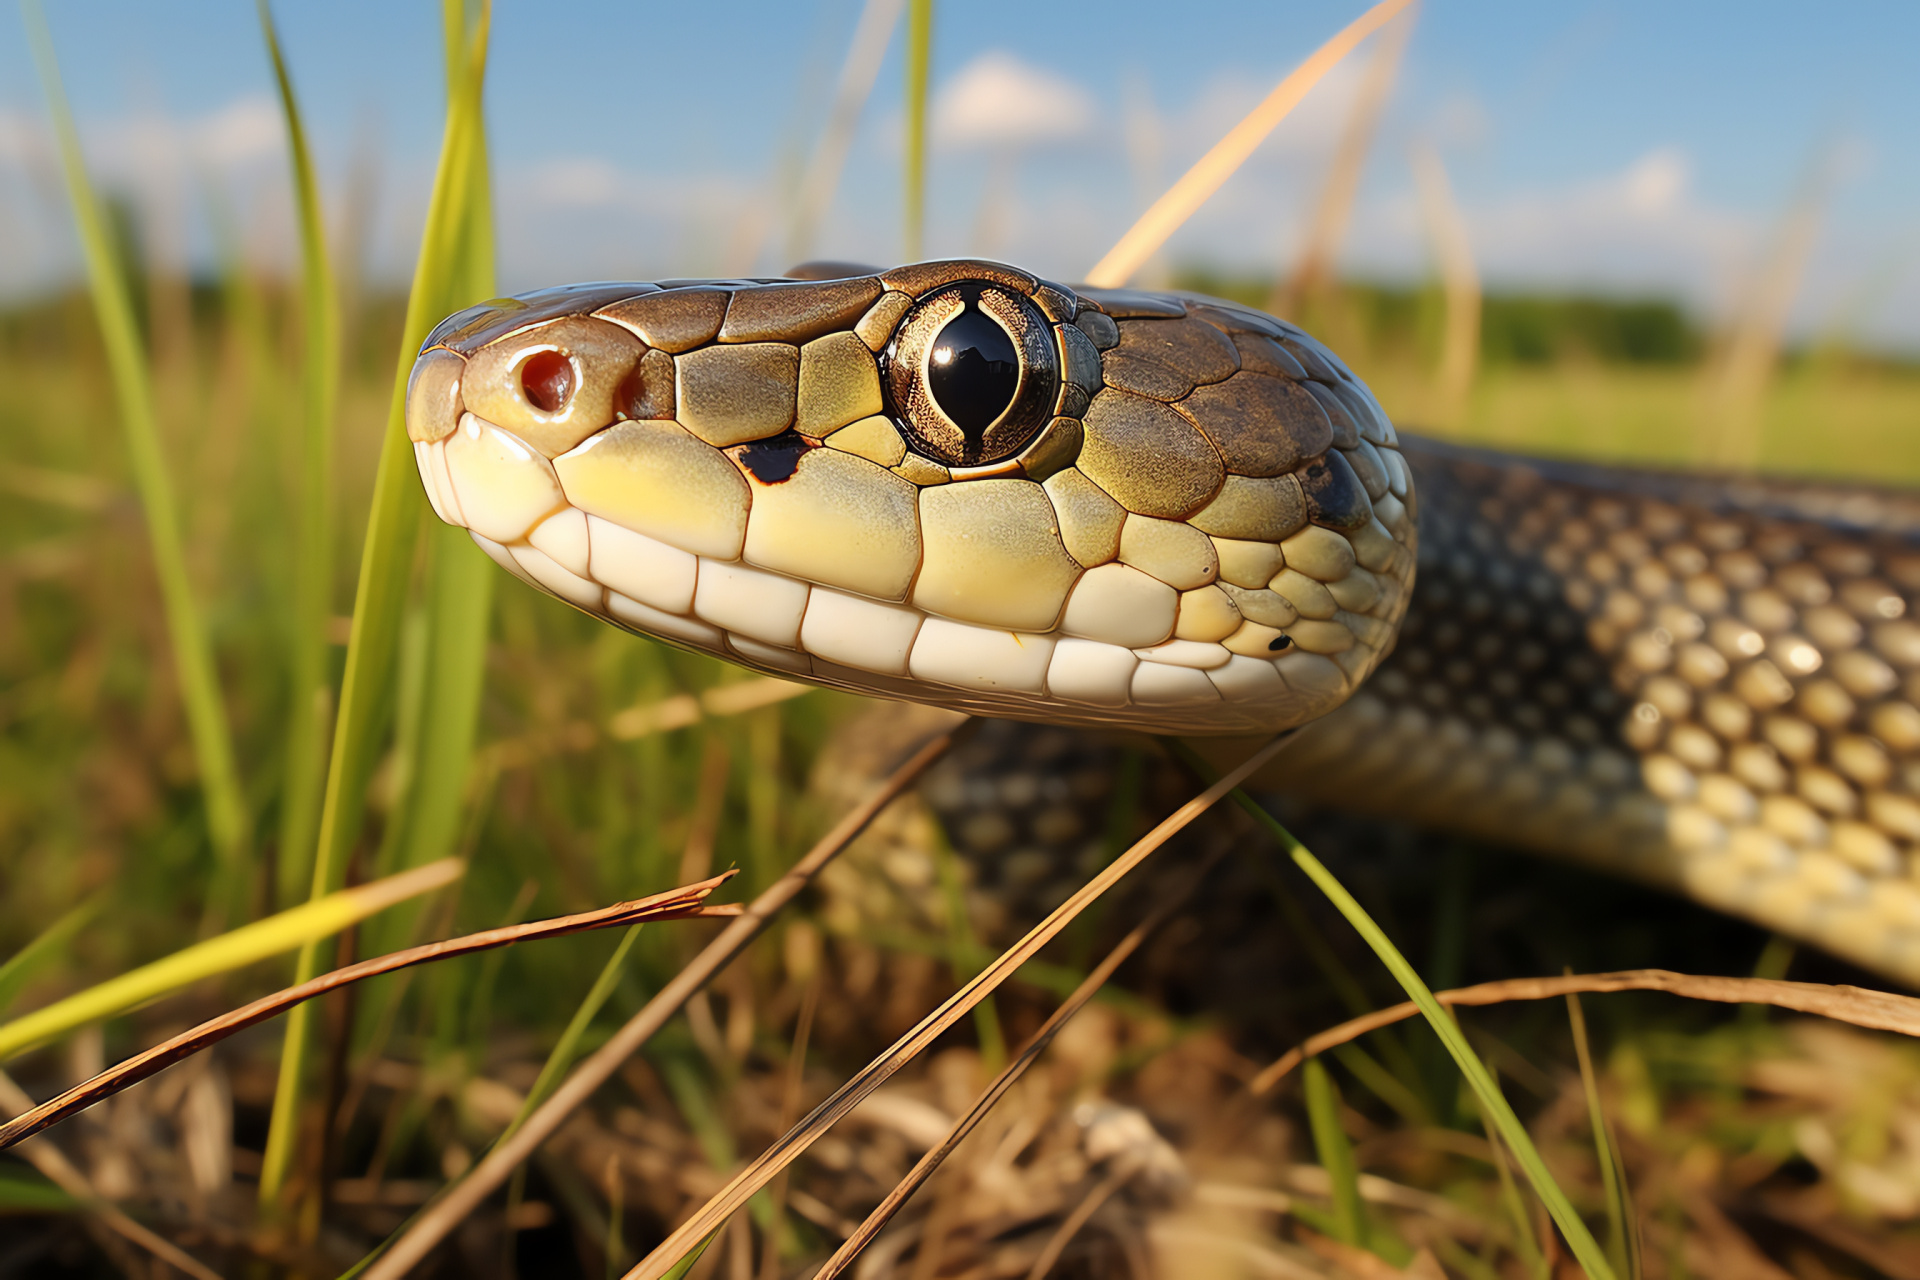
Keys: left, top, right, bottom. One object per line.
{"left": 788, "top": 0, "right": 904, "bottom": 264}
{"left": 1410, "top": 141, "right": 1481, "bottom": 426}
{"left": 810, "top": 846, "right": 1229, "bottom": 1280}
{"left": 359, "top": 718, "right": 975, "bottom": 1280}
{"left": 1085, "top": 0, "right": 1416, "bottom": 288}
{"left": 0, "top": 874, "right": 737, "bottom": 1152}
{"left": 623, "top": 731, "right": 1295, "bottom": 1280}
{"left": 0, "top": 1072, "right": 223, "bottom": 1280}
{"left": 1249, "top": 967, "right": 1920, "bottom": 1095}
{"left": 1273, "top": 3, "right": 1419, "bottom": 316}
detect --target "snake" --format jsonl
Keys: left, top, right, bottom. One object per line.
{"left": 403, "top": 259, "right": 1920, "bottom": 986}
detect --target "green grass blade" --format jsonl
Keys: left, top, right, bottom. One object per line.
{"left": 382, "top": 19, "right": 498, "bottom": 880}
{"left": 1568, "top": 993, "right": 1639, "bottom": 1280}
{"left": 337, "top": 926, "right": 634, "bottom": 1279}
{"left": 259, "top": 0, "right": 496, "bottom": 1210}
{"left": 21, "top": 0, "right": 250, "bottom": 888}
{"left": 1284, "top": 843, "right": 1613, "bottom": 1280}
{"left": 1475, "top": 1069, "right": 1550, "bottom": 1280}
{"left": 663, "top": 1055, "right": 738, "bottom": 1174}
{"left": 660, "top": 1230, "right": 718, "bottom": 1280}
{"left": 387, "top": 527, "right": 494, "bottom": 875}
{"left": 1303, "top": 1057, "right": 1365, "bottom": 1246}
{"left": 260, "top": 0, "right": 342, "bottom": 908}
{"left": 0, "top": 861, "right": 462, "bottom": 1063}
{"left": 902, "top": 0, "right": 931, "bottom": 258}
{"left": 1169, "top": 743, "right": 1617, "bottom": 1280}
{"left": 0, "top": 895, "right": 104, "bottom": 1022}
{"left": 1330, "top": 1041, "right": 1431, "bottom": 1128}
{"left": 501, "top": 924, "right": 643, "bottom": 1145}
{"left": 0, "top": 1165, "right": 78, "bottom": 1213}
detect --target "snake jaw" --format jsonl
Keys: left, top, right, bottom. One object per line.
{"left": 404, "top": 261, "right": 1417, "bottom": 735}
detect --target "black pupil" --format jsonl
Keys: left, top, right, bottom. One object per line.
{"left": 927, "top": 304, "right": 1019, "bottom": 443}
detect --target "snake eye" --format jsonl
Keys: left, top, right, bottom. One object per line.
{"left": 883, "top": 283, "right": 1058, "bottom": 468}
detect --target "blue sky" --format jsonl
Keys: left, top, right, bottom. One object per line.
{"left": 3, "top": 1, "right": 1919, "bottom": 347}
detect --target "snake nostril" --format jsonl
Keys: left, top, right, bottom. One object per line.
{"left": 520, "top": 349, "right": 574, "bottom": 414}
{"left": 1269, "top": 635, "right": 1293, "bottom": 652}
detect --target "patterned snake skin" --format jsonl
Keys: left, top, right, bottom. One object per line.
{"left": 402, "top": 260, "right": 1920, "bottom": 984}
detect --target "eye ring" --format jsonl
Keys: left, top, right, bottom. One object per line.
{"left": 882, "top": 283, "right": 1058, "bottom": 468}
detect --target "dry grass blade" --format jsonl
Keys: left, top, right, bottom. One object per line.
{"left": 1701, "top": 140, "right": 1841, "bottom": 468}
{"left": 1410, "top": 141, "right": 1480, "bottom": 426}
{"left": 811, "top": 847, "right": 1229, "bottom": 1280}
{"left": 0, "top": 875, "right": 737, "bottom": 1152}
{"left": 626, "top": 731, "right": 1295, "bottom": 1280}
{"left": 1084, "top": 0, "right": 1416, "bottom": 288}
{"left": 488, "top": 677, "right": 811, "bottom": 772}
{"left": 358, "top": 717, "right": 977, "bottom": 1280}
{"left": 0, "top": 1070, "right": 224, "bottom": 1280}
{"left": 787, "top": 0, "right": 903, "bottom": 264}
{"left": 1250, "top": 967, "right": 1920, "bottom": 1095}
{"left": 1273, "top": 2, "right": 1418, "bottom": 315}
{"left": 0, "top": 860, "right": 465, "bottom": 1063}
{"left": 1026, "top": 1157, "right": 1137, "bottom": 1280}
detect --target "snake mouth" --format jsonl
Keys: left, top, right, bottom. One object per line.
{"left": 402, "top": 261, "right": 1418, "bottom": 735}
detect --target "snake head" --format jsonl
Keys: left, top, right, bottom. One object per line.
{"left": 404, "top": 260, "right": 1417, "bottom": 734}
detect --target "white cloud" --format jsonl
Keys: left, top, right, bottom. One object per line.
{"left": 1620, "top": 147, "right": 1688, "bottom": 214}
{"left": 530, "top": 157, "right": 627, "bottom": 208}
{"left": 192, "top": 97, "right": 282, "bottom": 168}
{"left": 1451, "top": 147, "right": 1753, "bottom": 298}
{"left": 933, "top": 52, "right": 1097, "bottom": 148}
{"left": 72, "top": 95, "right": 285, "bottom": 179}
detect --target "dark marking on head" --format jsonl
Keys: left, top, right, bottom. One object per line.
{"left": 732, "top": 430, "right": 814, "bottom": 484}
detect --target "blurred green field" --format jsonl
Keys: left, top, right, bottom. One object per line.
{"left": 4, "top": 239, "right": 1920, "bottom": 1273}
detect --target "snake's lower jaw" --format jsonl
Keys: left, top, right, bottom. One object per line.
{"left": 402, "top": 263, "right": 1419, "bottom": 735}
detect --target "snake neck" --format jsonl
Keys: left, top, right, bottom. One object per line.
{"left": 1232, "top": 435, "right": 1920, "bottom": 978}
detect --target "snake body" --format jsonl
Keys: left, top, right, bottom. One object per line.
{"left": 405, "top": 260, "right": 1920, "bottom": 984}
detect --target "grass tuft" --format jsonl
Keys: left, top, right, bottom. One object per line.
{"left": 22, "top": 0, "right": 251, "bottom": 898}
{"left": 258, "top": 0, "right": 498, "bottom": 1211}
{"left": 1302, "top": 1057, "right": 1366, "bottom": 1247}
{"left": 1171, "top": 741, "right": 1620, "bottom": 1280}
